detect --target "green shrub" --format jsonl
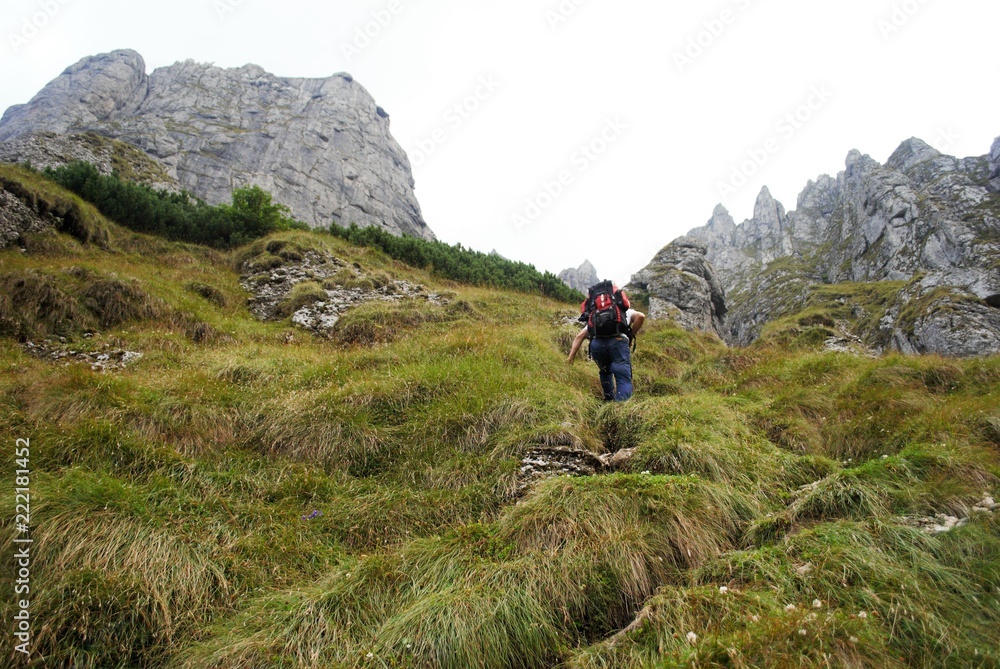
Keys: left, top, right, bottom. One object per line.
{"left": 276, "top": 281, "right": 328, "bottom": 318}
{"left": 330, "top": 222, "right": 582, "bottom": 302}
{"left": 44, "top": 161, "right": 305, "bottom": 249}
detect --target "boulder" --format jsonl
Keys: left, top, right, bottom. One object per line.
{"left": 628, "top": 237, "right": 727, "bottom": 339}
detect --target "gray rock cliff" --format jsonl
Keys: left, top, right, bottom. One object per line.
{"left": 0, "top": 49, "right": 434, "bottom": 240}
{"left": 685, "top": 135, "right": 1000, "bottom": 357}
{"left": 627, "top": 237, "right": 727, "bottom": 339}
{"left": 558, "top": 260, "right": 599, "bottom": 292}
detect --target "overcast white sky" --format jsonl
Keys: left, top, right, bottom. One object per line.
{"left": 2, "top": 0, "right": 998, "bottom": 284}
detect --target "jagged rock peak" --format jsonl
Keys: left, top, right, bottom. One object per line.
{"left": 558, "top": 260, "right": 600, "bottom": 292}
{"left": 886, "top": 137, "right": 942, "bottom": 173}
{"left": 627, "top": 236, "right": 726, "bottom": 339}
{"left": 0, "top": 49, "right": 434, "bottom": 240}
{"left": 708, "top": 204, "right": 736, "bottom": 230}
{"left": 845, "top": 148, "right": 869, "bottom": 174}
{"left": 752, "top": 186, "right": 787, "bottom": 233}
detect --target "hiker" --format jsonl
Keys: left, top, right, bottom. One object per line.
{"left": 566, "top": 280, "right": 645, "bottom": 402}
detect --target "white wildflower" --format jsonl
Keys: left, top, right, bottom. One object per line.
{"left": 719, "top": 586, "right": 729, "bottom": 595}
{"left": 785, "top": 604, "right": 796, "bottom": 612}
{"left": 849, "top": 636, "right": 858, "bottom": 644}
{"left": 812, "top": 599, "right": 823, "bottom": 609}
{"left": 798, "top": 629, "right": 807, "bottom": 636}
{"left": 686, "top": 631, "right": 698, "bottom": 643}
{"left": 858, "top": 611, "right": 868, "bottom": 619}
{"left": 751, "top": 614, "right": 760, "bottom": 622}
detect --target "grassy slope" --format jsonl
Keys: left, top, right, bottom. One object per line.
{"left": 1, "top": 172, "right": 998, "bottom": 668}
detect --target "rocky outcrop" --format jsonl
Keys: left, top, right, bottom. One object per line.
{"left": 238, "top": 243, "right": 445, "bottom": 337}
{"left": 514, "top": 432, "right": 606, "bottom": 497}
{"left": 627, "top": 237, "right": 727, "bottom": 339}
{"left": 684, "top": 135, "right": 1000, "bottom": 356}
{"left": 0, "top": 131, "right": 178, "bottom": 191}
{"left": 21, "top": 338, "right": 143, "bottom": 372}
{"left": 0, "top": 189, "right": 51, "bottom": 248}
{"left": 558, "top": 260, "right": 599, "bottom": 292}
{"left": 0, "top": 49, "right": 434, "bottom": 240}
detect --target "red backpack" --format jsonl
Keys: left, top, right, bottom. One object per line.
{"left": 580, "top": 280, "right": 631, "bottom": 339}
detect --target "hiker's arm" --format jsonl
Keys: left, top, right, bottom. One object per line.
{"left": 567, "top": 327, "right": 588, "bottom": 363}
{"left": 630, "top": 312, "right": 646, "bottom": 337}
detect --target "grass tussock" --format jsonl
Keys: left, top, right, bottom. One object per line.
{"left": 0, "top": 270, "right": 93, "bottom": 338}
{"left": 787, "top": 444, "right": 997, "bottom": 522}
{"left": 275, "top": 280, "right": 327, "bottom": 318}
{"left": 0, "top": 470, "right": 232, "bottom": 668}
{"left": 332, "top": 299, "right": 448, "bottom": 346}
{"left": 83, "top": 278, "right": 168, "bottom": 327}
{"left": 569, "top": 516, "right": 1000, "bottom": 667}
{"left": 172, "top": 474, "right": 760, "bottom": 669}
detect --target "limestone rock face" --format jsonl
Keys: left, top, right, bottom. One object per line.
{"left": 558, "top": 260, "right": 599, "bottom": 292}
{"left": 684, "top": 135, "right": 1000, "bottom": 356}
{"left": 627, "top": 237, "right": 727, "bottom": 339}
{"left": 0, "top": 49, "right": 434, "bottom": 240}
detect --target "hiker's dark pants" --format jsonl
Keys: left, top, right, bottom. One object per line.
{"left": 589, "top": 337, "right": 633, "bottom": 402}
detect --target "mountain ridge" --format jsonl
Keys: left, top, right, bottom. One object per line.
{"left": 680, "top": 135, "right": 1000, "bottom": 356}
